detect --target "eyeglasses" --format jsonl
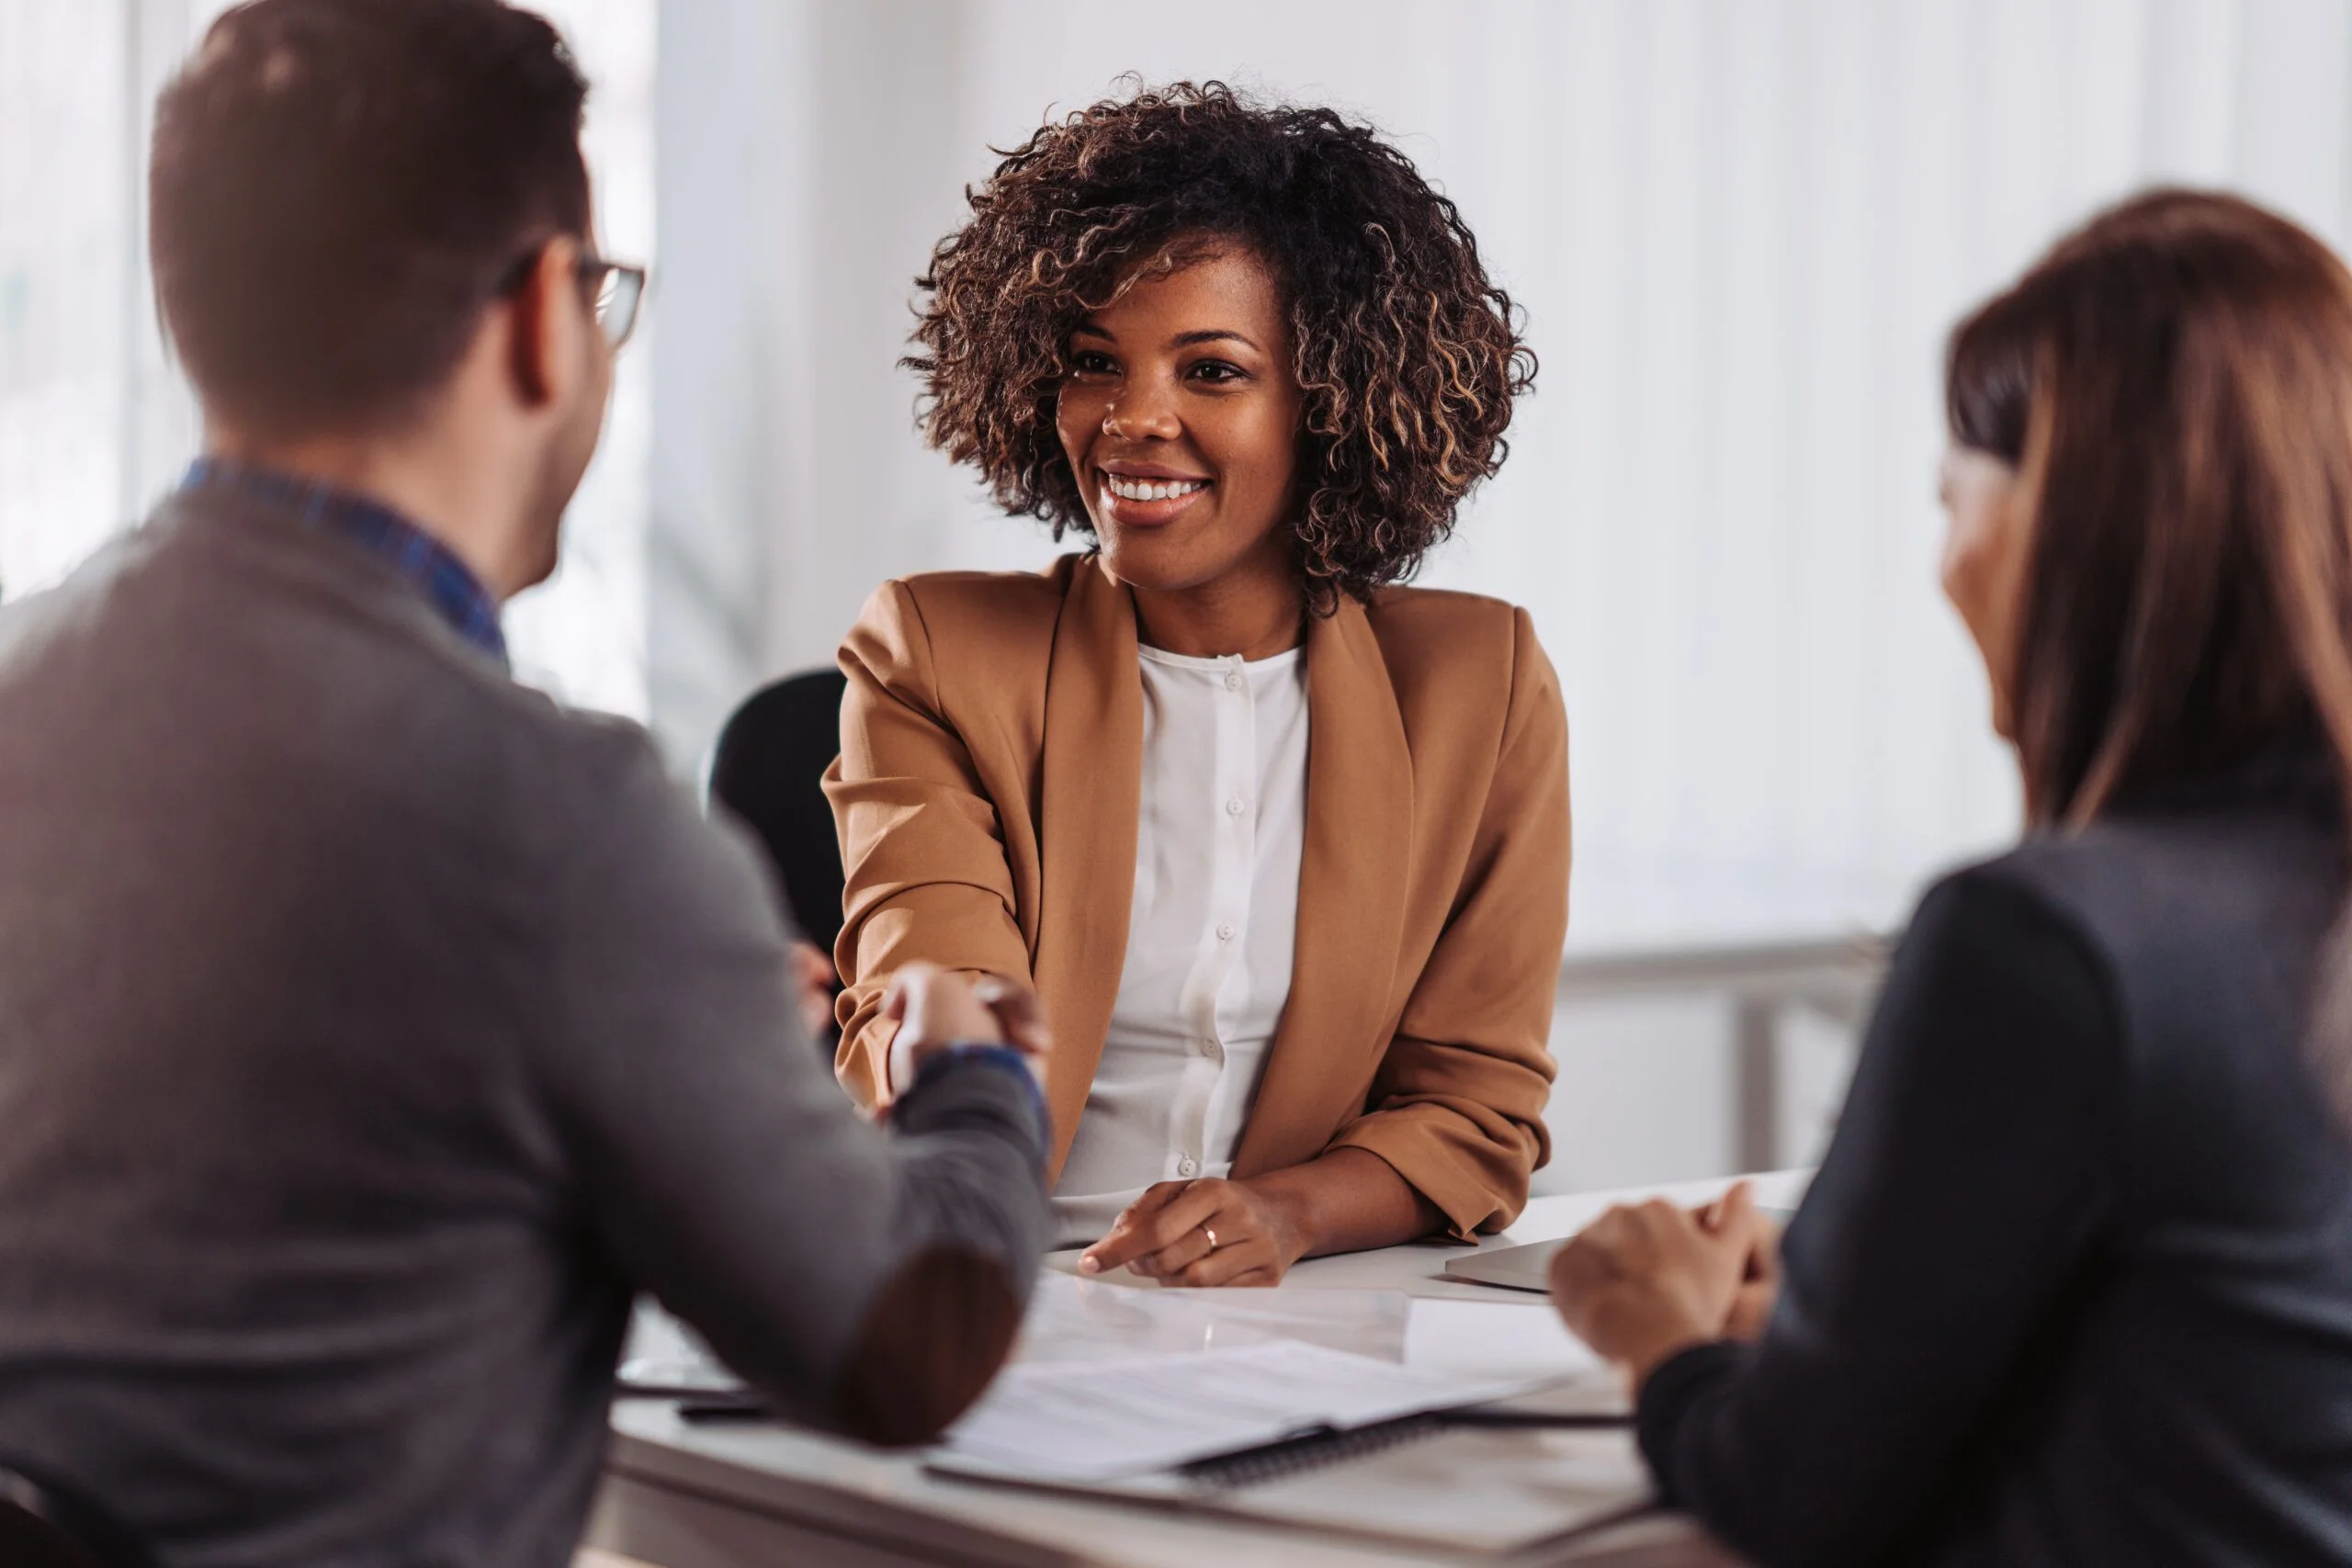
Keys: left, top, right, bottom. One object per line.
{"left": 495, "top": 243, "right": 649, "bottom": 350}
{"left": 583, "top": 256, "right": 648, "bottom": 349}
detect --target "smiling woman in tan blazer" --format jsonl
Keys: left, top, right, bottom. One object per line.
{"left": 826, "top": 83, "right": 1567, "bottom": 1285}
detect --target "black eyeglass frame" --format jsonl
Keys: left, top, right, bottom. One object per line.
{"left": 494, "top": 242, "right": 648, "bottom": 350}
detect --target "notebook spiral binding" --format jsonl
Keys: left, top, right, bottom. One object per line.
{"left": 1179, "top": 1412, "right": 1445, "bottom": 1491}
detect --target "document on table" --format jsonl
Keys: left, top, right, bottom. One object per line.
{"left": 937, "top": 1339, "right": 1541, "bottom": 1482}
{"left": 1015, "top": 1270, "right": 1410, "bottom": 1364}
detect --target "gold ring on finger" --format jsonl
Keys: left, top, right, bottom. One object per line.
{"left": 1203, "top": 1225, "right": 1220, "bottom": 1251}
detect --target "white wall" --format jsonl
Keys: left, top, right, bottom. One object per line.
{"left": 0, "top": 0, "right": 657, "bottom": 718}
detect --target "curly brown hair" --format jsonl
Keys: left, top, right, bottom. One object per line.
{"left": 905, "top": 80, "right": 1536, "bottom": 608}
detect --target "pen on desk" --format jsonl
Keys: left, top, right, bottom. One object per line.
{"left": 1439, "top": 1406, "right": 1632, "bottom": 1429}
{"left": 677, "top": 1395, "right": 777, "bottom": 1424}
{"left": 616, "top": 1380, "right": 746, "bottom": 1400}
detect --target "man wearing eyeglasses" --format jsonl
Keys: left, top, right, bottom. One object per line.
{"left": 0, "top": 3, "right": 1053, "bottom": 1566}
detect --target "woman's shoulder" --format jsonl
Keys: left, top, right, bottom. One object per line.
{"left": 1359, "top": 584, "right": 1554, "bottom": 705}
{"left": 1922, "top": 795, "right": 2342, "bottom": 1010}
{"left": 1362, "top": 581, "right": 1528, "bottom": 638}
{"left": 851, "top": 558, "right": 1083, "bottom": 660}
{"left": 2040, "top": 793, "right": 2330, "bottom": 912}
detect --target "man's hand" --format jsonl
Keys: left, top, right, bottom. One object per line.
{"left": 881, "top": 962, "right": 1051, "bottom": 1095}
{"left": 1079, "top": 1178, "right": 1307, "bottom": 1288}
{"left": 1549, "top": 1180, "right": 1769, "bottom": 1386}
{"left": 787, "top": 939, "right": 838, "bottom": 1043}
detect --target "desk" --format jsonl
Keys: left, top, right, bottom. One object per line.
{"left": 586, "top": 1172, "right": 1807, "bottom": 1568}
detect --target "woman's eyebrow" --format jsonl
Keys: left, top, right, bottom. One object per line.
{"left": 1172, "top": 328, "right": 1260, "bottom": 350}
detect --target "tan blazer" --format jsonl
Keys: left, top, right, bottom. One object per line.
{"left": 826, "top": 553, "right": 1570, "bottom": 1236}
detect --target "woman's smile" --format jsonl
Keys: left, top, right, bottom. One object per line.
{"left": 1098, "top": 464, "right": 1214, "bottom": 525}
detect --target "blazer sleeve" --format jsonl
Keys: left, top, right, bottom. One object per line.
{"left": 1327, "top": 606, "right": 1569, "bottom": 1237}
{"left": 827, "top": 581, "right": 1036, "bottom": 1106}
{"left": 1633, "top": 868, "right": 2123, "bottom": 1567}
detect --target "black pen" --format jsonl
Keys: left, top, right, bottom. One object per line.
{"left": 676, "top": 1395, "right": 777, "bottom": 1424}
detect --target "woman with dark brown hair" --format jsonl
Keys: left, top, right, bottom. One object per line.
{"left": 1549, "top": 188, "right": 2352, "bottom": 1565}
{"left": 824, "top": 82, "right": 1566, "bottom": 1283}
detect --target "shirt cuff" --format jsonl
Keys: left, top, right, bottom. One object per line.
{"left": 892, "top": 1043, "right": 1050, "bottom": 1157}
{"left": 1634, "top": 1339, "right": 1748, "bottom": 1503}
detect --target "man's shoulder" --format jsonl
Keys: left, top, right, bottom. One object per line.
{"left": 509, "top": 695, "right": 673, "bottom": 799}
{"left": 10, "top": 495, "right": 673, "bottom": 813}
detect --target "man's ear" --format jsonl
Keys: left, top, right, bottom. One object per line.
{"left": 503, "top": 237, "right": 582, "bottom": 410}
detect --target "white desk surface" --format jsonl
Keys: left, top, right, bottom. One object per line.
{"left": 595, "top": 1171, "right": 1810, "bottom": 1568}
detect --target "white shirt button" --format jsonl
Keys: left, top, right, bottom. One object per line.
{"left": 1216, "top": 920, "right": 1236, "bottom": 942}
{"left": 1177, "top": 1156, "right": 1200, "bottom": 1178}
{"left": 1224, "top": 671, "right": 1243, "bottom": 692}
{"left": 1225, "top": 797, "right": 1245, "bottom": 817}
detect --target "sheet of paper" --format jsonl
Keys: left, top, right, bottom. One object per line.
{"left": 938, "top": 1339, "right": 1542, "bottom": 1481}
{"left": 1014, "top": 1271, "right": 1410, "bottom": 1364}
{"left": 617, "top": 1302, "right": 746, "bottom": 1397}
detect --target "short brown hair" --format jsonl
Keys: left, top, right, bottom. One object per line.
{"left": 1947, "top": 189, "right": 2352, "bottom": 826}
{"left": 906, "top": 81, "right": 1536, "bottom": 611}
{"left": 151, "top": 0, "right": 590, "bottom": 436}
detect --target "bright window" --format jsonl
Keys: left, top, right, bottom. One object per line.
{"left": 0, "top": 0, "right": 654, "bottom": 720}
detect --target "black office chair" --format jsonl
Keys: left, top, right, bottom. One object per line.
{"left": 0, "top": 1463, "right": 156, "bottom": 1568}
{"left": 709, "top": 668, "right": 852, "bottom": 1047}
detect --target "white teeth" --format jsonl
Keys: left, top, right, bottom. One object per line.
{"left": 1105, "top": 475, "right": 1208, "bottom": 502}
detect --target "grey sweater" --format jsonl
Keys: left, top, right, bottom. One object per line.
{"left": 0, "top": 489, "right": 1052, "bottom": 1567}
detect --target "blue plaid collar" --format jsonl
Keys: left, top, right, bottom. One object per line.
{"left": 181, "top": 457, "right": 508, "bottom": 666}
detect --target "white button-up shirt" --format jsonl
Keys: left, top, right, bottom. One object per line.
{"left": 1050, "top": 643, "right": 1308, "bottom": 1246}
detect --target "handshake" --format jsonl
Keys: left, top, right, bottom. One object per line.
{"left": 785, "top": 946, "right": 1049, "bottom": 1100}
{"left": 879, "top": 962, "right": 1052, "bottom": 1099}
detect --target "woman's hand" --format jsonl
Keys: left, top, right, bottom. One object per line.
{"left": 1702, "top": 1187, "right": 1783, "bottom": 1341}
{"left": 1078, "top": 1178, "right": 1309, "bottom": 1287}
{"left": 880, "top": 962, "right": 1052, "bottom": 1094}
{"left": 1548, "top": 1180, "right": 1770, "bottom": 1386}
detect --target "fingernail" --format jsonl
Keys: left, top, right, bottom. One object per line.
{"left": 1078, "top": 1256, "right": 1100, "bottom": 1275}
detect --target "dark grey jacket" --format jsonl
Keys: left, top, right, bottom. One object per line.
{"left": 1640, "top": 739, "right": 2352, "bottom": 1566}
{"left": 0, "top": 489, "right": 1051, "bottom": 1568}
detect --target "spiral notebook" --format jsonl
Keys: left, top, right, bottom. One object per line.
{"left": 925, "top": 1342, "right": 1653, "bottom": 1554}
